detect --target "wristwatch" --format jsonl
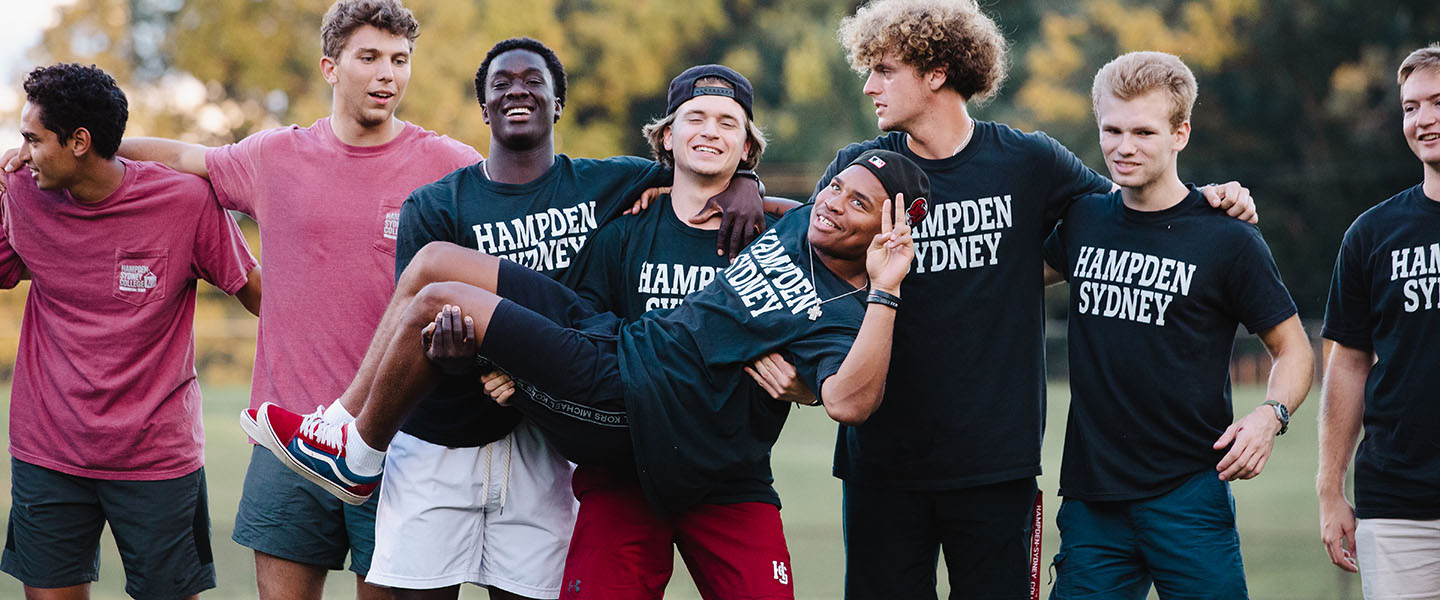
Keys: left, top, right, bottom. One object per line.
{"left": 1261, "top": 400, "right": 1290, "bottom": 436}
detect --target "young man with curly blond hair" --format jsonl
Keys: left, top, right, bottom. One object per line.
{"left": 817, "top": 1, "right": 1257, "bottom": 597}
{"left": 1319, "top": 44, "right": 1440, "bottom": 599}
{"left": 1042, "top": 50, "right": 1312, "bottom": 600}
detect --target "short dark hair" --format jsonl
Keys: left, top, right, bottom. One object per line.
{"left": 23, "top": 63, "right": 128, "bottom": 159}
{"left": 474, "top": 37, "right": 568, "bottom": 107}
{"left": 321, "top": 0, "right": 419, "bottom": 59}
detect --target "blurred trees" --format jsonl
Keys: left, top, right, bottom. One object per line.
{"left": 13, "top": 0, "right": 1440, "bottom": 314}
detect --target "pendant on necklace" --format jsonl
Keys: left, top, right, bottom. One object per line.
{"left": 807, "top": 305, "right": 823, "bottom": 321}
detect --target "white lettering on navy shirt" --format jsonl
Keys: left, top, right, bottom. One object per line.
{"left": 1071, "top": 245, "right": 1196, "bottom": 327}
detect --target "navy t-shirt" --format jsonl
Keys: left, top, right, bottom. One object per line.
{"left": 1322, "top": 184, "right": 1440, "bottom": 520}
{"left": 818, "top": 125, "right": 1112, "bottom": 489}
{"left": 1044, "top": 187, "right": 1297, "bottom": 501}
{"left": 619, "top": 204, "right": 867, "bottom": 487}
{"left": 397, "top": 155, "right": 666, "bottom": 447}
{"left": 565, "top": 195, "right": 785, "bottom": 514}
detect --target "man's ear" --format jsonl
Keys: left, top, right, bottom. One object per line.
{"left": 663, "top": 125, "right": 674, "bottom": 152}
{"left": 554, "top": 98, "right": 563, "bottom": 123}
{"left": 926, "top": 66, "right": 949, "bottom": 92}
{"left": 68, "top": 127, "right": 92, "bottom": 159}
{"left": 321, "top": 55, "right": 338, "bottom": 85}
{"left": 1173, "top": 120, "right": 1192, "bottom": 153}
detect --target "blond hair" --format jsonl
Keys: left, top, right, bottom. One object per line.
{"left": 837, "top": 0, "right": 1008, "bottom": 104}
{"left": 1398, "top": 44, "right": 1440, "bottom": 86}
{"left": 642, "top": 77, "right": 767, "bottom": 171}
{"left": 1091, "top": 51, "right": 1197, "bottom": 130}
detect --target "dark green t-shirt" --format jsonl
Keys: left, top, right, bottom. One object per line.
{"left": 1322, "top": 184, "right": 1440, "bottom": 520}
{"left": 817, "top": 125, "right": 1113, "bottom": 489}
{"left": 565, "top": 195, "right": 785, "bottom": 514}
{"left": 617, "top": 205, "right": 866, "bottom": 509}
{"left": 396, "top": 155, "right": 666, "bottom": 447}
{"left": 1044, "top": 187, "right": 1296, "bottom": 501}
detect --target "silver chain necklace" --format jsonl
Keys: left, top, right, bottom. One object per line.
{"left": 806, "top": 237, "right": 867, "bottom": 321}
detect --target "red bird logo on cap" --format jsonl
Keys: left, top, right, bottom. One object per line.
{"left": 906, "top": 197, "right": 928, "bottom": 227}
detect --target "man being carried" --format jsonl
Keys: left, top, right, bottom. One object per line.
{"left": 0, "top": 63, "right": 259, "bottom": 600}
{"left": 1318, "top": 44, "right": 1440, "bottom": 598}
{"left": 1042, "top": 51, "right": 1312, "bottom": 599}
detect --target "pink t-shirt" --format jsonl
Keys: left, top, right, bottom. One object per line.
{"left": 1, "top": 159, "right": 258, "bottom": 480}
{"left": 205, "top": 118, "right": 479, "bottom": 415}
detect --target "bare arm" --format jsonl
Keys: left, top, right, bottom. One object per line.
{"left": 1213, "top": 314, "right": 1314, "bottom": 480}
{"left": 234, "top": 266, "right": 262, "bottom": 317}
{"left": 820, "top": 197, "right": 914, "bottom": 426}
{"left": 763, "top": 196, "right": 801, "bottom": 218}
{"left": 118, "top": 138, "right": 212, "bottom": 179}
{"left": 1317, "top": 341, "right": 1370, "bottom": 573}
{"left": 1043, "top": 261, "right": 1066, "bottom": 287}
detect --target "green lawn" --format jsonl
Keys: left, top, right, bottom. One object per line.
{"left": 0, "top": 384, "right": 1360, "bottom": 599}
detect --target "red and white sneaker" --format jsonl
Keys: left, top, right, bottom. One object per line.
{"left": 254, "top": 402, "right": 380, "bottom": 505}
{"left": 239, "top": 407, "right": 263, "bottom": 445}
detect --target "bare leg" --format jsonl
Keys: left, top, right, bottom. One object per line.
{"left": 336, "top": 243, "right": 503, "bottom": 416}
{"left": 255, "top": 552, "right": 327, "bottom": 600}
{"left": 356, "top": 573, "right": 397, "bottom": 600}
{"left": 352, "top": 281, "right": 505, "bottom": 449}
{"left": 392, "top": 586, "right": 460, "bottom": 600}
{"left": 23, "top": 584, "right": 89, "bottom": 600}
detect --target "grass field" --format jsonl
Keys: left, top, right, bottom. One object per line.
{"left": 0, "top": 384, "right": 1360, "bottom": 599}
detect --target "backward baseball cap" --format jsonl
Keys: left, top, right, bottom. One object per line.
{"left": 666, "top": 64, "right": 754, "bottom": 118}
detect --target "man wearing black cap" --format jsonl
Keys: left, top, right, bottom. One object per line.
{"left": 267, "top": 39, "right": 766, "bottom": 600}
{"left": 253, "top": 139, "right": 924, "bottom": 599}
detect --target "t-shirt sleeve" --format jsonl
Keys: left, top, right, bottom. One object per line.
{"left": 394, "top": 187, "right": 457, "bottom": 282}
{"left": 191, "top": 189, "right": 259, "bottom": 294}
{"left": 561, "top": 216, "right": 630, "bottom": 315}
{"left": 204, "top": 132, "right": 271, "bottom": 216}
{"left": 1321, "top": 223, "right": 1374, "bottom": 351}
{"left": 1223, "top": 228, "right": 1298, "bottom": 335}
{"left": 1043, "top": 222, "right": 1069, "bottom": 276}
{"left": 0, "top": 184, "right": 25, "bottom": 289}
{"left": 784, "top": 324, "right": 859, "bottom": 404}
{"left": 1042, "top": 135, "right": 1112, "bottom": 227}
{"left": 589, "top": 157, "right": 671, "bottom": 226}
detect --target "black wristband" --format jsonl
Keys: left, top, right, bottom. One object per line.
{"left": 866, "top": 289, "right": 901, "bottom": 309}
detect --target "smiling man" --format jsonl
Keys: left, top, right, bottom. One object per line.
{"left": 103, "top": 2, "right": 483, "bottom": 598}
{"left": 0, "top": 63, "right": 259, "bottom": 600}
{"left": 1318, "top": 44, "right": 1440, "bottom": 599}
{"left": 1041, "top": 51, "right": 1312, "bottom": 600}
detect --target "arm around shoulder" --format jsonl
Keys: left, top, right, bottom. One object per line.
{"left": 119, "top": 138, "right": 211, "bottom": 179}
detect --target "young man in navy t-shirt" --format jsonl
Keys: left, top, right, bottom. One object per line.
{"left": 1042, "top": 52, "right": 1312, "bottom": 599}
{"left": 1318, "top": 44, "right": 1440, "bottom": 598}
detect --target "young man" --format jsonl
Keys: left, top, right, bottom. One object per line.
{"left": 552, "top": 64, "right": 813, "bottom": 599}
{"left": 1318, "top": 44, "right": 1440, "bottom": 598}
{"left": 0, "top": 63, "right": 259, "bottom": 600}
{"left": 315, "top": 40, "right": 765, "bottom": 599}
{"left": 1042, "top": 51, "right": 1312, "bottom": 599}
{"left": 250, "top": 144, "right": 920, "bottom": 536}
{"left": 819, "top": 2, "right": 1256, "bottom": 597}
{"left": 101, "top": 2, "right": 480, "bottom": 598}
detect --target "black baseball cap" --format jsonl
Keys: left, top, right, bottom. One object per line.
{"left": 847, "top": 149, "right": 931, "bottom": 210}
{"left": 666, "top": 64, "right": 754, "bottom": 119}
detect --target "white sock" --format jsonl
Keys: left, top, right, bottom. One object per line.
{"left": 324, "top": 401, "right": 356, "bottom": 423}
{"left": 344, "top": 422, "right": 386, "bottom": 476}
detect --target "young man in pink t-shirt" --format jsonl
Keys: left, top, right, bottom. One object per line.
{"left": 0, "top": 63, "right": 259, "bottom": 600}
{"left": 105, "top": 2, "right": 479, "bottom": 599}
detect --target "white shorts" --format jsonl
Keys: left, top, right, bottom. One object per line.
{"left": 1356, "top": 517, "right": 1440, "bottom": 600}
{"left": 365, "top": 422, "right": 578, "bottom": 597}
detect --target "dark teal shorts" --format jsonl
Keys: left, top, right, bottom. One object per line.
{"left": 1050, "top": 470, "right": 1248, "bottom": 600}
{"left": 232, "top": 444, "right": 379, "bottom": 574}
{"left": 1, "top": 458, "right": 215, "bottom": 598}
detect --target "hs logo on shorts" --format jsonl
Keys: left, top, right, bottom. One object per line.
{"left": 772, "top": 560, "right": 789, "bottom": 585}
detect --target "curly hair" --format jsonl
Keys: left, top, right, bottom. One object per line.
{"left": 1091, "top": 52, "right": 1197, "bottom": 130}
{"left": 23, "top": 63, "right": 128, "bottom": 159}
{"left": 1398, "top": 43, "right": 1440, "bottom": 86}
{"left": 642, "top": 77, "right": 767, "bottom": 171}
{"left": 474, "top": 37, "right": 568, "bottom": 108}
{"left": 838, "top": 0, "right": 1008, "bottom": 104}
{"left": 321, "top": 0, "right": 419, "bottom": 59}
